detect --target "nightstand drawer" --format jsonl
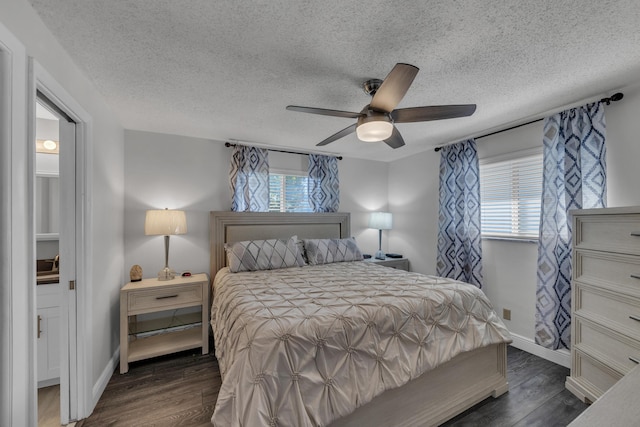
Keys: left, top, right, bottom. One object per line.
{"left": 364, "top": 257, "right": 409, "bottom": 271}
{"left": 128, "top": 284, "right": 203, "bottom": 314}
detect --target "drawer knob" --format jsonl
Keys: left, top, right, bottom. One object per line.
{"left": 631, "top": 274, "right": 640, "bottom": 280}
{"left": 630, "top": 356, "right": 640, "bottom": 364}
{"left": 630, "top": 315, "right": 640, "bottom": 322}
{"left": 631, "top": 232, "right": 640, "bottom": 237}
{"left": 156, "top": 294, "right": 178, "bottom": 300}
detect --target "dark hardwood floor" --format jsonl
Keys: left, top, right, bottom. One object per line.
{"left": 442, "top": 346, "right": 588, "bottom": 427}
{"left": 77, "top": 345, "right": 588, "bottom": 426}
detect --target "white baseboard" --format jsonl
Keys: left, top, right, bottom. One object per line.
{"left": 91, "top": 346, "right": 119, "bottom": 411}
{"left": 509, "top": 333, "right": 570, "bottom": 368}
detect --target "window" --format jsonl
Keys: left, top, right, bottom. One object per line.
{"left": 269, "top": 172, "right": 312, "bottom": 212}
{"left": 479, "top": 148, "right": 543, "bottom": 240}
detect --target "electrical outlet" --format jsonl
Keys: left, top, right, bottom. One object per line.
{"left": 503, "top": 308, "right": 511, "bottom": 321}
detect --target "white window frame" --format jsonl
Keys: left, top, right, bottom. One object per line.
{"left": 268, "top": 168, "right": 312, "bottom": 213}
{"left": 479, "top": 147, "right": 543, "bottom": 242}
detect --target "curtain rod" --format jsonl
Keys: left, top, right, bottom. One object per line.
{"left": 225, "top": 142, "right": 343, "bottom": 160}
{"left": 433, "top": 92, "right": 624, "bottom": 152}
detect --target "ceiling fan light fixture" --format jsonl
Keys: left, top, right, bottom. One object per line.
{"left": 356, "top": 117, "right": 393, "bottom": 142}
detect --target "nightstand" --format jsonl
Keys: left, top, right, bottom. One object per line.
{"left": 119, "top": 273, "right": 209, "bottom": 374}
{"left": 364, "top": 257, "right": 410, "bottom": 271}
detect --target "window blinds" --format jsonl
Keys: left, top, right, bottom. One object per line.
{"left": 269, "top": 174, "right": 312, "bottom": 212}
{"left": 480, "top": 150, "right": 543, "bottom": 239}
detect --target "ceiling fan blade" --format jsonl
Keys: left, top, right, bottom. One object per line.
{"left": 391, "top": 104, "right": 477, "bottom": 123}
{"left": 287, "top": 105, "right": 362, "bottom": 119}
{"left": 370, "top": 63, "right": 419, "bottom": 113}
{"left": 316, "top": 123, "right": 357, "bottom": 146}
{"left": 383, "top": 126, "right": 405, "bottom": 149}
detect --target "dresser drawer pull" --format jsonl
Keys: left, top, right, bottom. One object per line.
{"left": 630, "top": 356, "right": 640, "bottom": 364}
{"left": 631, "top": 232, "right": 640, "bottom": 237}
{"left": 156, "top": 294, "right": 178, "bottom": 300}
{"left": 630, "top": 315, "right": 640, "bottom": 322}
{"left": 631, "top": 274, "right": 640, "bottom": 280}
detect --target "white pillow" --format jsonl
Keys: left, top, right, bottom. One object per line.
{"left": 225, "top": 235, "right": 306, "bottom": 273}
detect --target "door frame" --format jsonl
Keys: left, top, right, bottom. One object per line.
{"left": 30, "top": 60, "right": 93, "bottom": 423}
{"left": 0, "top": 19, "right": 32, "bottom": 427}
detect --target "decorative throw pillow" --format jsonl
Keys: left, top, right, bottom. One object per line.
{"left": 225, "top": 235, "right": 306, "bottom": 273}
{"left": 303, "top": 237, "right": 363, "bottom": 265}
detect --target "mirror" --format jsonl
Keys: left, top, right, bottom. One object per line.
{"left": 36, "top": 175, "right": 60, "bottom": 239}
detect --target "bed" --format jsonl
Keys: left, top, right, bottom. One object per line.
{"left": 209, "top": 211, "right": 511, "bottom": 427}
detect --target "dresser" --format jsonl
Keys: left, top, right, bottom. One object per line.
{"left": 566, "top": 206, "right": 640, "bottom": 403}
{"left": 119, "top": 273, "right": 209, "bottom": 374}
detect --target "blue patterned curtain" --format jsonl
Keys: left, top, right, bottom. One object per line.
{"left": 308, "top": 154, "right": 340, "bottom": 212}
{"left": 436, "top": 139, "right": 483, "bottom": 288}
{"left": 229, "top": 144, "right": 270, "bottom": 212}
{"left": 535, "top": 102, "right": 606, "bottom": 350}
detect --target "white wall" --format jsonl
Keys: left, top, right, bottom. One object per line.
{"left": 604, "top": 81, "right": 640, "bottom": 206}
{"left": 0, "top": 0, "right": 125, "bottom": 422}
{"left": 387, "top": 150, "right": 440, "bottom": 275}
{"left": 123, "top": 130, "right": 389, "bottom": 279}
{"left": 389, "top": 82, "right": 640, "bottom": 361}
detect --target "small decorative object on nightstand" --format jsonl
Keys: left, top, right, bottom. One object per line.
{"left": 369, "top": 211, "right": 393, "bottom": 260}
{"left": 364, "top": 256, "right": 409, "bottom": 271}
{"left": 119, "top": 273, "right": 209, "bottom": 374}
{"left": 129, "top": 264, "right": 142, "bottom": 282}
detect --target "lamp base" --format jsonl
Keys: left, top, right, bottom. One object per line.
{"left": 157, "top": 267, "right": 176, "bottom": 281}
{"left": 374, "top": 250, "right": 386, "bottom": 260}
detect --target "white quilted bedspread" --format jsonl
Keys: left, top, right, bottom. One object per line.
{"left": 210, "top": 261, "right": 511, "bottom": 427}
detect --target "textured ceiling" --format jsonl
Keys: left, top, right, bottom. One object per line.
{"left": 28, "top": 0, "right": 640, "bottom": 162}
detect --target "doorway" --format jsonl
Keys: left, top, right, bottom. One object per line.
{"left": 34, "top": 92, "right": 77, "bottom": 426}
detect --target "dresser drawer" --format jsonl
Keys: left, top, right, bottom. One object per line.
{"left": 574, "top": 317, "right": 640, "bottom": 373}
{"left": 575, "top": 283, "right": 640, "bottom": 338}
{"left": 127, "top": 284, "right": 203, "bottom": 314}
{"left": 574, "top": 250, "right": 640, "bottom": 293}
{"left": 574, "top": 213, "right": 640, "bottom": 255}
{"left": 571, "top": 350, "right": 623, "bottom": 399}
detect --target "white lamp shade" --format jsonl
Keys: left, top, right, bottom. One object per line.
{"left": 369, "top": 212, "right": 393, "bottom": 230}
{"left": 356, "top": 120, "right": 394, "bottom": 142}
{"left": 144, "top": 209, "right": 187, "bottom": 236}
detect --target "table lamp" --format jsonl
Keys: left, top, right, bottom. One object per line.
{"left": 145, "top": 208, "right": 187, "bottom": 280}
{"left": 369, "top": 212, "right": 392, "bottom": 260}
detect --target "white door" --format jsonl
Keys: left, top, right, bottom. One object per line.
{"left": 57, "top": 114, "right": 77, "bottom": 424}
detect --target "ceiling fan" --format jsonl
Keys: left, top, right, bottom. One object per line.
{"left": 286, "top": 63, "right": 476, "bottom": 149}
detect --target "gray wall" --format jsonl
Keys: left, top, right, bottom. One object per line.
{"left": 123, "top": 130, "right": 390, "bottom": 279}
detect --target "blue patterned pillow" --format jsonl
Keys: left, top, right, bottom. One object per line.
{"left": 225, "top": 236, "right": 306, "bottom": 273}
{"left": 303, "top": 237, "right": 363, "bottom": 265}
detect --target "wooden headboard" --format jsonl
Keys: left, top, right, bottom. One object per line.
{"left": 209, "top": 211, "right": 351, "bottom": 278}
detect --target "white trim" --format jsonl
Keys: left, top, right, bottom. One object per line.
{"left": 0, "top": 21, "right": 34, "bottom": 427}
{"left": 92, "top": 346, "right": 119, "bottom": 410}
{"left": 509, "top": 332, "right": 570, "bottom": 368}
